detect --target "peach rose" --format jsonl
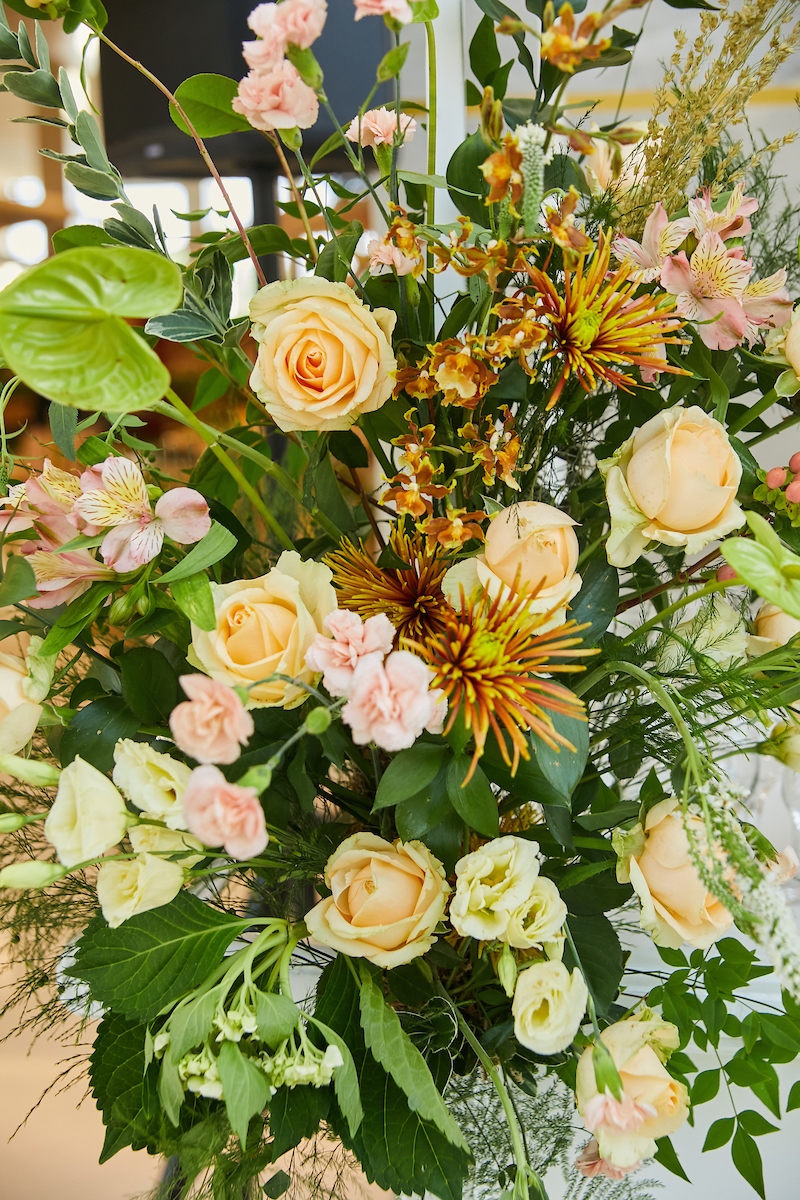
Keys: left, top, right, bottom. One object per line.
{"left": 233, "top": 63, "right": 319, "bottom": 132}
{"left": 305, "top": 832, "right": 449, "bottom": 967}
{"left": 443, "top": 502, "right": 582, "bottom": 632}
{"left": 189, "top": 551, "right": 336, "bottom": 708}
{"left": 249, "top": 278, "right": 397, "bottom": 433}
{"left": 614, "top": 797, "right": 733, "bottom": 949}
{"left": 169, "top": 675, "right": 255, "bottom": 765}
{"left": 304, "top": 609, "right": 395, "bottom": 697}
{"left": 576, "top": 1013, "right": 688, "bottom": 1169}
{"left": 599, "top": 404, "right": 745, "bottom": 567}
{"left": 182, "top": 765, "right": 268, "bottom": 860}
{"left": 341, "top": 649, "right": 446, "bottom": 751}
{"left": 749, "top": 601, "right": 800, "bottom": 655}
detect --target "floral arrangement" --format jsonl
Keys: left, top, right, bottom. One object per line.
{"left": 2, "top": 1, "right": 800, "bottom": 1198}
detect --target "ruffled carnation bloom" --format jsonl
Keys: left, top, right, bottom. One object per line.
{"left": 367, "top": 239, "right": 421, "bottom": 277}
{"left": 353, "top": 0, "right": 413, "bottom": 22}
{"left": 72, "top": 456, "right": 211, "bottom": 573}
{"left": 169, "top": 675, "right": 255, "bottom": 765}
{"left": 274, "top": 0, "right": 327, "bottom": 48}
{"left": 233, "top": 63, "right": 319, "bottom": 131}
{"left": 574, "top": 1139, "right": 641, "bottom": 1181}
{"left": 341, "top": 649, "right": 446, "bottom": 751}
{"left": 305, "top": 609, "right": 395, "bottom": 697}
{"left": 182, "top": 765, "right": 268, "bottom": 860}
{"left": 345, "top": 106, "right": 416, "bottom": 148}
{"left": 582, "top": 1090, "right": 656, "bottom": 1134}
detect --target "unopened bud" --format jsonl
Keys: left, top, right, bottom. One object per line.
{"left": 567, "top": 129, "right": 595, "bottom": 155}
{"left": 135, "top": 589, "right": 155, "bottom": 617}
{"left": 610, "top": 124, "right": 647, "bottom": 146}
{"left": 108, "top": 591, "right": 137, "bottom": 626}
{"left": 305, "top": 707, "right": 332, "bottom": 735}
{"left": 716, "top": 565, "right": 738, "bottom": 583}
{"left": 497, "top": 942, "right": 517, "bottom": 997}
{"left": 0, "top": 755, "right": 60, "bottom": 787}
{"left": 286, "top": 44, "right": 324, "bottom": 90}
{"left": 787, "top": 479, "right": 800, "bottom": 504}
{"left": 480, "top": 87, "right": 504, "bottom": 144}
{"left": 236, "top": 763, "right": 273, "bottom": 794}
{"left": 0, "top": 813, "right": 26, "bottom": 833}
{"left": 0, "top": 860, "right": 68, "bottom": 889}
{"left": 496, "top": 15, "right": 527, "bottom": 36}
{"left": 279, "top": 126, "right": 303, "bottom": 152}
{"left": 789, "top": 451, "right": 800, "bottom": 474}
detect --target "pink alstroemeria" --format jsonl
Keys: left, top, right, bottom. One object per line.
{"left": 688, "top": 182, "right": 759, "bottom": 242}
{"left": 741, "top": 267, "right": 793, "bottom": 344}
{"left": 612, "top": 202, "right": 693, "bottom": 283}
{"left": 574, "top": 1139, "right": 641, "bottom": 1181}
{"left": 72, "top": 457, "right": 211, "bottom": 573}
{"left": 660, "top": 231, "right": 753, "bottom": 350}
{"left": 0, "top": 459, "right": 97, "bottom": 537}
{"left": 24, "top": 543, "right": 115, "bottom": 609}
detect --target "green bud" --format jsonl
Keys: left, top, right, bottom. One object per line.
{"left": 0, "top": 861, "right": 68, "bottom": 889}
{"left": 236, "top": 763, "right": 274, "bottom": 795}
{"left": 497, "top": 942, "right": 517, "bottom": 998}
{"left": 404, "top": 273, "right": 421, "bottom": 309}
{"left": 373, "top": 143, "right": 393, "bottom": 181}
{"left": 279, "top": 126, "right": 303, "bottom": 153}
{"left": 285, "top": 44, "right": 324, "bottom": 90}
{"left": 305, "top": 707, "right": 332, "bottom": 735}
{"left": 592, "top": 1037, "right": 624, "bottom": 1101}
{"left": 135, "top": 589, "right": 156, "bottom": 617}
{"left": 0, "top": 755, "right": 60, "bottom": 787}
{"left": 108, "top": 591, "right": 138, "bottom": 625}
{"left": 0, "top": 813, "right": 26, "bottom": 833}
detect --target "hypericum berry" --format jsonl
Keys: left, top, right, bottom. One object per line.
{"left": 717, "top": 565, "right": 738, "bottom": 582}
{"left": 766, "top": 466, "right": 787, "bottom": 489}
{"left": 786, "top": 479, "right": 800, "bottom": 504}
{"left": 790, "top": 451, "right": 800, "bottom": 474}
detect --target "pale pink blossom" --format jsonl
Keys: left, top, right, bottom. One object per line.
{"left": 247, "top": 2, "right": 280, "bottom": 37}
{"left": 766, "top": 845, "right": 800, "bottom": 885}
{"left": 170, "top": 675, "right": 255, "bottom": 765}
{"left": 583, "top": 1090, "right": 656, "bottom": 1134}
{"left": 661, "top": 232, "right": 754, "bottom": 350}
{"left": 574, "top": 1140, "right": 641, "bottom": 1181}
{"left": 354, "top": 0, "right": 413, "bottom": 22}
{"left": 24, "top": 543, "right": 114, "bottom": 609}
{"left": 72, "top": 457, "right": 211, "bottom": 573}
{"left": 612, "top": 202, "right": 692, "bottom": 284}
{"left": 741, "top": 268, "right": 793, "bottom": 344}
{"left": 367, "top": 239, "right": 421, "bottom": 277}
{"left": 275, "top": 0, "right": 327, "bottom": 48}
{"left": 346, "top": 106, "right": 416, "bottom": 148}
{"left": 305, "top": 609, "right": 395, "bottom": 697}
{"left": 182, "top": 765, "right": 268, "bottom": 860}
{"left": 233, "top": 63, "right": 319, "bottom": 132}
{"left": 0, "top": 460, "right": 97, "bottom": 537}
{"left": 688, "top": 182, "right": 759, "bottom": 242}
{"left": 342, "top": 649, "right": 446, "bottom": 751}
{"left": 242, "top": 36, "right": 285, "bottom": 73}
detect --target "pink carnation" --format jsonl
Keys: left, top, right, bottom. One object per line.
{"left": 242, "top": 36, "right": 285, "bottom": 73}
{"left": 233, "top": 63, "right": 319, "bottom": 131}
{"left": 182, "top": 765, "right": 268, "bottom": 861}
{"left": 247, "top": 2, "right": 281, "bottom": 38}
{"left": 354, "top": 0, "right": 413, "bottom": 22}
{"left": 342, "top": 649, "right": 446, "bottom": 752}
{"left": 583, "top": 1090, "right": 655, "bottom": 1134}
{"left": 170, "top": 675, "right": 255, "bottom": 765}
{"left": 276, "top": 0, "right": 327, "bottom": 48}
{"left": 346, "top": 106, "right": 416, "bottom": 148}
{"left": 305, "top": 609, "right": 395, "bottom": 697}
{"left": 368, "top": 239, "right": 420, "bottom": 277}
{"left": 574, "top": 1140, "right": 641, "bottom": 1181}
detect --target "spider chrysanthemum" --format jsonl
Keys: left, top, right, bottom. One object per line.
{"left": 409, "top": 587, "right": 594, "bottom": 782}
{"left": 325, "top": 529, "right": 451, "bottom": 643}
{"left": 525, "top": 231, "right": 685, "bottom": 407}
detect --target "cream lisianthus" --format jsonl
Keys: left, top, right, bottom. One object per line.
{"left": 443, "top": 502, "right": 581, "bottom": 633}
{"left": 44, "top": 757, "right": 130, "bottom": 868}
{"left": 128, "top": 823, "right": 205, "bottom": 867}
{"left": 505, "top": 877, "right": 568, "bottom": 950}
{"left": 449, "top": 836, "right": 542, "bottom": 941}
{"left": 599, "top": 405, "right": 745, "bottom": 568}
{"left": 511, "top": 960, "right": 588, "bottom": 1055}
{"left": 576, "top": 1012, "right": 688, "bottom": 1169}
{"left": 96, "top": 854, "right": 184, "bottom": 928}
{"left": 614, "top": 797, "right": 732, "bottom": 949}
{"left": 189, "top": 551, "right": 337, "bottom": 708}
{"left": 768, "top": 719, "right": 800, "bottom": 773}
{"left": 113, "top": 740, "right": 192, "bottom": 829}
{"left": 305, "top": 832, "right": 449, "bottom": 968}
{"left": 249, "top": 278, "right": 397, "bottom": 433}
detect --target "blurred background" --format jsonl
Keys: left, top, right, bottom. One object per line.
{"left": 1, "top": 2, "right": 800, "bottom": 1198}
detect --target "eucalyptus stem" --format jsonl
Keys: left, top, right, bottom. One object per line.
{"left": 163, "top": 388, "right": 295, "bottom": 552}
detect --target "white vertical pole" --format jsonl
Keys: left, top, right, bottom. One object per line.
{"left": 426, "top": 0, "right": 467, "bottom": 227}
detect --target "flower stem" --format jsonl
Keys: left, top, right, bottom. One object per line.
{"left": 621, "top": 578, "right": 732, "bottom": 641}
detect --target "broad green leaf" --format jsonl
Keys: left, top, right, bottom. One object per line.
{"left": 145, "top": 309, "right": 218, "bottom": 343}
{"left": 787, "top": 1080, "right": 800, "bottom": 1111}
{"left": 39, "top": 581, "right": 116, "bottom": 657}
{"left": 49, "top": 400, "right": 77, "bottom": 459}
{"left": 169, "top": 985, "right": 224, "bottom": 1059}
{"left": 533, "top": 705, "right": 588, "bottom": 799}
{"left": 731, "top": 1127, "right": 765, "bottom": 1198}
{"left": 63, "top": 161, "right": 122, "bottom": 200}
{"left": 3, "top": 67, "right": 61, "bottom": 107}
{"left": 170, "top": 572, "right": 216, "bottom": 631}
{"left": 374, "top": 743, "right": 450, "bottom": 810}
{"left": 67, "top": 892, "right": 251, "bottom": 1020}
{"left": 376, "top": 42, "right": 410, "bottom": 83}
{"left": 446, "top": 756, "right": 499, "bottom": 837}
{"left": 722, "top": 511, "right": 800, "bottom": 619}
{"left": 52, "top": 224, "right": 118, "bottom": 253}
{"left": 569, "top": 557, "right": 618, "bottom": 645}
{"left": 0, "top": 247, "right": 182, "bottom": 414}
{"left": 217, "top": 1040, "right": 272, "bottom": 1145}
{"left": 269, "top": 1084, "right": 330, "bottom": 1158}
{"left": 411, "top": 0, "right": 439, "bottom": 18}
{"left": 119, "top": 646, "right": 179, "bottom": 724}
{"left": 446, "top": 131, "right": 491, "bottom": 225}
{"left": 738, "top": 1109, "right": 779, "bottom": 1137}
{"left": 703, "top": 1115, "right": 735, "bottom": 1151}
{"left": 89, "top": 1014, "right": 153, "bottom": 1162}
{"left": 170, "top": 74, "right": 251, "bottom": 137}
{"left": 691, "top": 1069, "right": 720, "bottom": 1106}
{"left": 159, "top": 521, "right": 237, "bottom": 583}
{"left": 0, "top": 555, "right": 37, "bottom": 606}
{"left": 158, "top": 1051, "right": 185, "bottom": 1126}
{"left": 564, "top": 914, "right": 622, "bottom": 1015}
{"left": 654, "top": 1136, "right": 690, "bottom": 1182}
{"left": 315, "top": 221, "right": 363, "bottom": 283}
{"left": 75, "top": 109, "right": 112, "bottom": 173}
{"left": 358, "top": 966, "right": 469, "bottom": 1152}
{"left": 254, "top": 990, "right": 300, "bottom": 1047}
{"left": 263, "top": 1171, "right": 291, "bottom": 1199}
{"left": 59, "top": 695, "right": 141, "bottom": 771}
{"left": 308, "top": 1014, "right": 364, "bottom": 1137}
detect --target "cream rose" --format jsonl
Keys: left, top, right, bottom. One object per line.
{"left": 249, "top": 278, "right": 397, "bottom": 433}
{"left": 443, "top": 502, "right": 582, "bottom": 633}
{"left": 599, "top": 405, "right": 745, "bottom": 568}
{"left": 615, "top": 797, "right": 733, "bottom": 949}
{"left": 511, "top": 960, "right": 588, "bottom": 1055}
{"left": 189, "top": 551, "right": 337, "bottom": 708}
{"left": 0, "top": 649, "right": 43, "bottom": 755}
{"left": 44, "top": 757, "right": 130, "bottom": 868}
{"left": 305, "top": 832, "right": 449, "bottom": 967}
{"left": 576, "top": 1012, "right": 688, "bottom": 1169}
{"left": 449, "top": 835, "right": 542, "bottom": 941}
{"left": 96, "top": 853, "right": 184, "bottom": 928}
{"left": 749, "top": 601, "right": 800, "bottom": 656}
{"left": 112, "top": 740, "right": 192, "bottom": 829}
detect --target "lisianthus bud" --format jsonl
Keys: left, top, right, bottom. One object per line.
{"left": 0, "top": 860, "right": 68, "bottom": 888}
{"left": 0, "top": 754, "right": 60, "bottom": 787}
{"left": 0, "top": 812, "right": 27, "bottom": 832}
{"left": 497, "top": 942, "right": 518, "bottom": 997}
{"left": 305, "top": 707, "right": 332, "bottom": 735}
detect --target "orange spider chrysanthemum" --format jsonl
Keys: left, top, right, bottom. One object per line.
{"left": 408, "top": 587, "right": 594, "bottom": 783}
{"left": 325, "top": 528, "right": 451, "bottom": 643}
{"left": 524, "top": 231, "right": 686, "bottom": 408}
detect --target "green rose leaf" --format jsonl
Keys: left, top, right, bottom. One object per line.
{"left": 445, "top": 756, "right": 499, "bottom": 837}
{"left": 0, "top": 246, "right": 183, "bottom": 413}
{"left": 169, "top": 74, "right": 251, "bottom": 138}
{"left": 374, "top": 743, "right": 451, "bottom": 810}
{"left": 159, "top": 521, "right": 237, "bottom": 583}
